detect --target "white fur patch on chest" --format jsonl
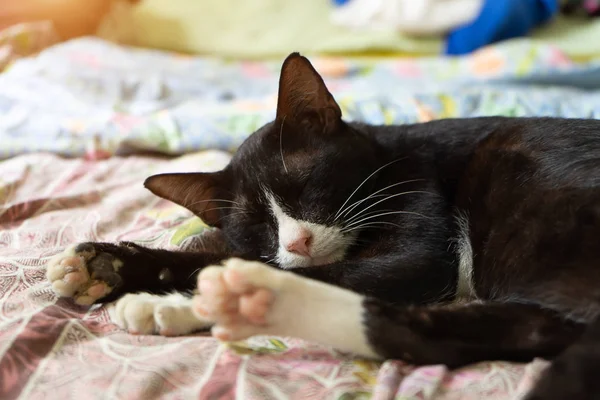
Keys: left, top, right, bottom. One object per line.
{"left": 455, "top": 212, "right": 476, "bottom": 300}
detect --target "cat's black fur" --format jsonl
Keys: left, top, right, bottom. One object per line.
{"left": 65, "top": 54, "right": 600, "bottom": 399}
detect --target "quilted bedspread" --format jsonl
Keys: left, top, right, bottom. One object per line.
{"left": 2, "top": 23, "right": 600, "bottom": 400}
{"left": 0, "top": 151, "right": 550, "bottom": 400}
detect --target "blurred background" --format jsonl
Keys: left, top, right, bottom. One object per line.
{"left": 2, "top": 0, "right": 600, "bottom": 58}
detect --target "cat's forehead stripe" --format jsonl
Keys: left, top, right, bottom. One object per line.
{"left": 265, "top": 190, "right": 286, "bottom": 220}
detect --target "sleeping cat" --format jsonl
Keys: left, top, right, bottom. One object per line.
{"left": 47, "top": 53, "right": 600, "bottom": 399}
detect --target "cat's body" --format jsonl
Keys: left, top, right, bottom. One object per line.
{"left": 47, "top": 54, "right": 600, "bottom": 399}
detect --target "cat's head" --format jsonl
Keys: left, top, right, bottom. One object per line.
{"left": 145, "top": 53, "right": 382, "bottom": 269}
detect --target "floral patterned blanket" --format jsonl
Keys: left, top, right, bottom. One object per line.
{"left": 0, "top": 151, "right": 550, "bottom": 399}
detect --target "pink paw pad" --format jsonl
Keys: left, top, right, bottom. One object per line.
{"left": 212, "top": 326, "right": 233, "bottom": 341}
{"left": 64, "top": 272, "right": 86, "bottom": 284}
{"left": 239, "top": 289, "right": 273, "bottom": 325}
{"left": 87, "top": 283, "right": 109, "bottom": 298}
{"left": 47, "top": 243, "right": 123, "bottom": 305}
{"left": 223, "top": 269, "right": 253, "bottom": 293}
{"left": 159, "top": 328, "right": 176, "bottom": 337}
{"left": 60, "top": 256, "right": 83, "bottom": 269}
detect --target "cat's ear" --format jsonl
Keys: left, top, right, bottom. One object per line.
{"left": 276, "top": 52, "right": 342, "bottom": 134}
{"left": 144, "top": 173, "right": 226, "bottom": 228}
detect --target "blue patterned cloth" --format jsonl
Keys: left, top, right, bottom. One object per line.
{"left": 1, "top": 37, "right": 600, "bottom": 159}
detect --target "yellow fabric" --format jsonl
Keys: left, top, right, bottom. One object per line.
{"left": 97, "top": 0, "right": 600, "bottom": 60}
{"left": 97, "top": 0, "right": 440, "bottom": 58}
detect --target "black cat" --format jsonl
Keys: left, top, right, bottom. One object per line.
{"left": 47, "top": 53, "right": 600, "bottom": 399}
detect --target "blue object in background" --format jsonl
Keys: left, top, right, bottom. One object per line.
{"left": 446, "top": 0, "right": 559, "bottom": 55}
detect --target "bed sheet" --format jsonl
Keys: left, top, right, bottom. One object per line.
{"left": 0, "top": 151, "right": 550, "bottom": 400}
{"left": 2, "top": 36, "right": 600, "bottom": 160}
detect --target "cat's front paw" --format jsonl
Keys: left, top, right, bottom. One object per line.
{"left": 192, "top": 258, "right": 289, "bottom": 341}
{"left": 109, "top": 293, "right": 212, "bottom": 336}
{"left": 47, "top": 243, "right": 124, "bottom": 305}
{"left": 193, "top": 258, "right": 376, "bottom": 358}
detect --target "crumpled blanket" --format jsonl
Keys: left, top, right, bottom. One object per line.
{"left": 0, "top": 151, "right": 550, "bottom": 399}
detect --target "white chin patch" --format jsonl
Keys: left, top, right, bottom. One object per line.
{"left": 266, "top": 192, "right": 354, "bottom": 269}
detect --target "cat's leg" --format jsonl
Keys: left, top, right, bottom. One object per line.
{"left": 108, "top": 292, "right": 212, "bottom": 335}
{"left": 47, "top": 241, "right": 229, "bottom": 305}
{"left": 525, "top": 316, "right": 600, "bottom": 400}
{"left": 193, "top": 259, "right": 583, "bottom": 366}
{"left": 291, "top": 254, "right": 457, "bottom": 305}
{"left": 193, "top": 258, "right": 378, "bottom": 357}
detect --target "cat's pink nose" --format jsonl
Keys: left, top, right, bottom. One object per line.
{"left": 284, "top": 229, "right": 312, "bottom": 257}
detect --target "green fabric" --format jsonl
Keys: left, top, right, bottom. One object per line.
{"left": 526, "top": 16, "right": 600, "bottom": 60}
{"left": 98, "top": 0, "right": 600, "bottom": 59}
{"left": 98, "top": 0, "right": 440, "bottom": 58}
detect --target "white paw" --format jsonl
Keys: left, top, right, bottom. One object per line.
{"left": 193, "top": 258, "right": 378, "bottom": 359}
{"left": 192, "top": 258, "right": 296, "bottom": 341}
{"left": 109, "top": 292, "right": 212, "bottom": 336}
{"left": 47, "top": 243, "right": 119, "bottom": 305}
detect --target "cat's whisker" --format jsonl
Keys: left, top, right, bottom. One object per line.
{"left": 345, "top": 191, "right": 435, "bottom": 224}
{"left": 202, "top": 206, "right": 246, "bottom": 213}
{"left": 338, "top": 178, "right": 427, "bottom": 221}
{"left": 213, "top": 211, "right": 249, "bottom": 224}
{"left": 333, "top": 158, "right": 407, "bottom": 221}
{"left": 280, "top": 115, "right": 289, "bottom": 174}
{"left": 259, "top": 255, "right": 277, "bottom": 265}
{"left": 343, "top": 209, "right": 395, "bottom": 225}
{"left": 188, "top": 267, "right": 203, "bottom": 280}
{"left": 185, "top": 198, "right": 243, "bottom": 208}
{"left": 336, "top": 194, "right": 391, "bottom": 221}
{"left": 222, "top": 211, "right": 248, "bottom": 219}
{"left": 344, "top": 210, "right": 432, "bottom": 230}
{"left": 342, "top": 221, "right": 403, "bottom": 233}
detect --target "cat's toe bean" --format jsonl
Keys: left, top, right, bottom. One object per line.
{"left": 47, "top": 247, "right": 79, "bottom": 279}
{"left": 51, "top": 279, "right": 77, "bottom": 297}
{"left": 211, "top": 325, "right": 235, "bottom": 341}
{"left": 154, "top": 304, "right": 210, "bottom": 336}
{"left": 196, "top": 266, "right": 236, "bottom": 317}
{"left": 63, "top": 271, "right": 87, "bottom": 286}
{"left": 196, "top": 259, "right": 288, "bottom": 341}
{"left": 222, "top": 258, "right": 286, "bottom": 291}
{"left": 239, "top": 289, "right": 273, "bottom": 325}
{"left": 47, "top": 245, "right": 92, "bottom": 297}
{"left": 72, "top": 282, "right": 112, "bottom": 306}
{"left": 155, "top": 305, "right": 179, "bottom": 336}
{"left": 111, "top": 293, "right": 212, "bottom": 336}
{"left": 87, "top": 282, "right": 110, "bottom": 298}
{"left": 210, "top": 323, "right": 261, "bottom": 342}
{"left": 113, "top": 293, "right": 157, "bottom": 334}
{"left": 198, "top": 266, "right": 228, "bottom": 295}
{"left": 74, "top": 295, "right": 96, "bottom": 306}
{"left": 46, "top": 243, "right": 123, "bottom": 304}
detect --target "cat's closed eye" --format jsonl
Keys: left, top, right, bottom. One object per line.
{"left": 236, "top": 211, "right": 268, "bottom": 229}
